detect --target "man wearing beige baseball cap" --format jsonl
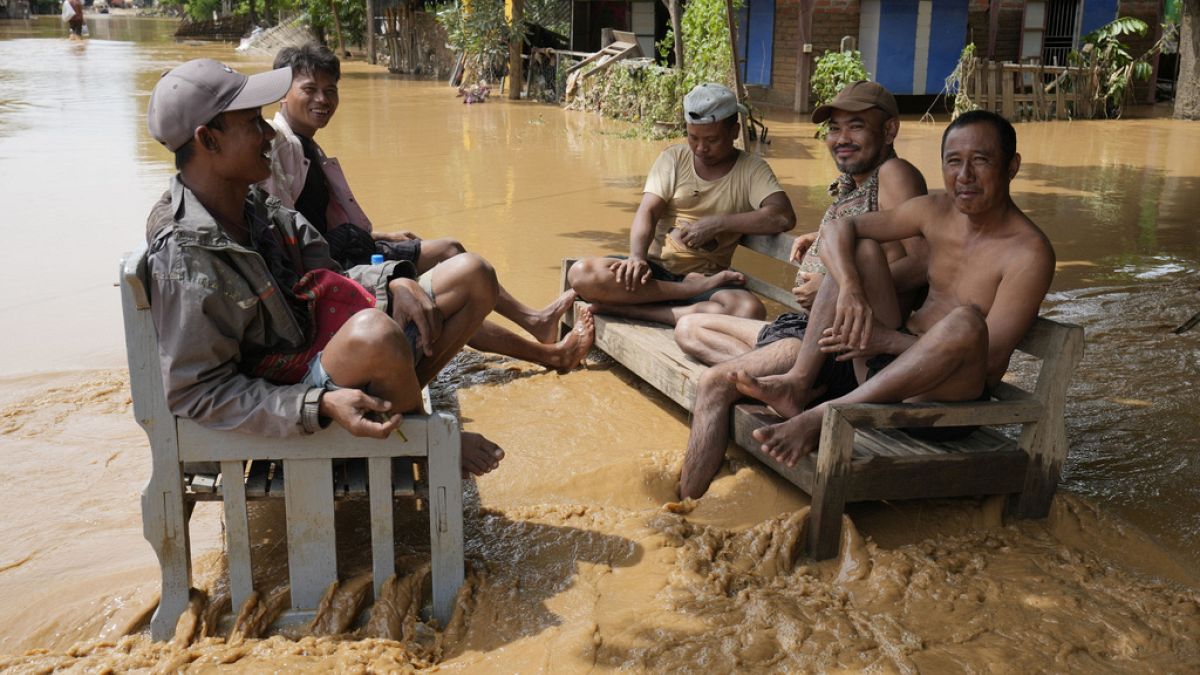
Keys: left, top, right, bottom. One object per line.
{"left": 143, "top": 59, "right": 505, "bottom": 476}
{"left": 568, "top": 82, "right": 796, "bottom": 325}
{"left": 674, "top": 80, "right": 930, "bottom": 499}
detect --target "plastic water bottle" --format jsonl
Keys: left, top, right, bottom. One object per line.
{"left": 370, "top": 253, "right": 384, "bottom": 265}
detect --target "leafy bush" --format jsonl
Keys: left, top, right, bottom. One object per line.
{"left": 1068, "top": 16, "right": 1155, "bottom": 117}
{"left": 437, "top": 0, "right": 524, "bottom": 83}
{"left": 575, "top": 0, "right": 739, "bottom": 136}
{"left": 810, "top": 49, "right": 869, "bottom": 108}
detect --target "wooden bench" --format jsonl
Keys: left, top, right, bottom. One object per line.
{"left": 561, "top": 233, "right": 1084, "bottom": 560}
{"left": 120, "top": 245, "right": 465, "bottom": 640}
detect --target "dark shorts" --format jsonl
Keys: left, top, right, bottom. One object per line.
{"left": 605, "top": 255, "right": 744, "bottom": 305}
{"left": 376, "top": 237, "right": 422, "bottom": 265}
{"left": 756, "top": 312, "right": 809, "bottom": 349}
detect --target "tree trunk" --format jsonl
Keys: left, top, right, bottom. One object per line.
{"left": 508, "top": 0, "right": 524, "bottom": 99}
{"left": 1177, "top": 0, "right": 1200, "bottom": 119}
{"left": 263, "top": 0, "right": 271, "bottom": 25}
{"left": 365, "top": 0, "right": 376, "bottom": 64}
{"left": 670, "top": 0, "right": 684, "bottom": 69}
{"left": 329, "top": 0, "right": 348, "bottom": 57}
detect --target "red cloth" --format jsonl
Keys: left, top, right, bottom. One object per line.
{"left": 250, "top": 269, "right": 376, "bottom": 384}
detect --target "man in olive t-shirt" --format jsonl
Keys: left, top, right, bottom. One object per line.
{"left": 568, "top": 83, "right": 796, "bottom": 326}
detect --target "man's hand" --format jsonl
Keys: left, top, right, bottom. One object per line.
{"left": 818, "top": 319, "right": 894, "bottom": 361}
{"left": 388, "top": 277, "right": 442, "bottom": 357}
{"left": 832, "top": 286, "right": 873, "bottom": 351}
{"left": 672, "top": 216, "right": 723, "bottom": 251}
{"left": 790, "top": 231, "right": 819, "bottom": 263}
{"left": 792, "top": 271, "right": 821, "bottom": 311}
{"left": 373, "top": 230, "right": 419, "bottom": 242}
{"left": 608, "top": 257, "right": 652, "bottom": 292}
{"left": 319, "top": 389, "right": 401, "bottom": 438}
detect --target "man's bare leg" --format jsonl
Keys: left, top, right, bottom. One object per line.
{"left": 679, "top": 338, "right": 803, "bottom": 499}
{"left": 591, "top": 289, "right": 766, "bottom": 326}
{"left": 319, "top": 310, "right": 424, "bottom": 414}
{"left": 494, "top": 289, "right": 579, "bottom": 344}
{"left": 675, "top": 313, "right": 770, "bottom": 365}
{"left": 468, "top": 307, "right": 595, "bottom": 371}
{"left": 731, "top": 240, "right": 901, "bottom": 417}
{"left": 753, "top": 306, "right": 990, "bottom": 467}
{"left": 413, "top": 252, "right": 506, "bottom": 476}
{"left": 568, "top": 256, "right": 747, "bottom": 305}
{"left": 415, "top": 238, "right": 578, "bottom": 344}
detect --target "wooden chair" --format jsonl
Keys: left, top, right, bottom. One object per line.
{"left": 120, "top": 245, "right": 465, "bottom": 640}
{"left": 561, "top": 233, "right": 1083, "bottom": 560}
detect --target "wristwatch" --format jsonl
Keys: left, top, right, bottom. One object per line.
{"left": 301, "top": 387, "right": 326, "bottom": 434}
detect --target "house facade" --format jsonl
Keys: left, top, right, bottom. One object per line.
{"left": 744, "top": 0, "right": 1166, "bottom": 110}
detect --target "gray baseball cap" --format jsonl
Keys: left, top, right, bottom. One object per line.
{"left": 683, "top": 83, "right": 747, "bottom": 125}
{"left": 147, "top": 59, "right": 292, "bottom": 152}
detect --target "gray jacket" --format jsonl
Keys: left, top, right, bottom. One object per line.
{"left": 145, "top": 176, "right": 409, "bottom": 436}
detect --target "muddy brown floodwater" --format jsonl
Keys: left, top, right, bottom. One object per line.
{"left": 1, "top": 15, "right": 1198, "bottom": 673}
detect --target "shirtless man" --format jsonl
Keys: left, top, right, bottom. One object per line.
{"left": 567, "top": 83, "right": 796, "bottom": 325}
{"left": 676, "top": 81, "right": 927, "bottom": 498}
{"left": 144, "top": 59, "right": 504, "bottom": 476}
{"left": 265, "top": 43, "right": 593, "bottom": 372}
{"left": 732, "top": 109, "right": 1054, "bottom": 469}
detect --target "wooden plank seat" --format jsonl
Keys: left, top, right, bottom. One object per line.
{"left": 183, "top": 458, "right": 419, "bottom": 501}
{"left": 120, "top": 244, "right": 465, "bottom": 641}
{"left": 561, "top": 232, "right": 1083, "bottom": 560}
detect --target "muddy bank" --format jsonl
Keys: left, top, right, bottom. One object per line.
{"left": 0, "top": 359, "right": 1198, "bottom": 672}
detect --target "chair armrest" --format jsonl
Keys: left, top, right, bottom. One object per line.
{"left": 176, "top": 412, "right": 456, "bottom": 463}
{"left": 828, "top": 398, "right": 1045, "bottom": 429}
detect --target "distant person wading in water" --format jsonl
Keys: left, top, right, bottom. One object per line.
{"left": 263, "top": 43, "right": 595, "bottom": 372}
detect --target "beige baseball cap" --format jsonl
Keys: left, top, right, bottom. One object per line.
{"left": 147, "top": 59, "right": 292, "bottom": 152}
{"left": 811, "top": 80, "right": 899, "bottom": 123}
{"left": 683, "top": 83, "right": 747, "bottom": 124}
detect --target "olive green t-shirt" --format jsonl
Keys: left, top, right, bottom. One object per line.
{"left": 643, "top": 144, "right": 784, "bottom": 275}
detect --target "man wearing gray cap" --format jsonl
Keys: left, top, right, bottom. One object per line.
{"left": 675, "top": 80, "right": 929, "bottom": 499}
{"left": 143, "top": 59, "right": 505, "bottom": 477}
{"left": 568, "top": 82, "right": 796, "bottom": 325}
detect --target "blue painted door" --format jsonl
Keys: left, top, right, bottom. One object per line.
{"left": 735, "top": 0, "right": 775, "bottom": 86}
{"left": 863, "top": 0, "right": 967, "bottom": 95}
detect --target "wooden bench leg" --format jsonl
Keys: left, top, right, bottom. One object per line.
{"left": 1008, "top": 419, "right": 1063, "bottom": 518}
{"left": 141, "top": 464, "right": 192, "bottom": 641}
{"left": 220, "top": 460, "right": 254, "bottom": 614}
{"left": 368, "top": 456, "right": 396, "bottom": 601}
{"left": 283, "top": 458, "right": 337, "bottom": 609}
{"left": 807, "top": 409, "right": 855, "bottom": 561}
{"left": 426, "top": 413, "right": 464, "bottom": 626}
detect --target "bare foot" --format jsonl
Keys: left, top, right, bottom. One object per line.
{"left": 727, "top": 371, "right": 809, "bottom": 418}
{"left": 461, "top": 432, "right": 505, "bottom": 478}
{"left": 683, "top": 270, "right": 746, "bottom": 292}
{"left": 528, "top": 290, "right": 577, "bottom": 344}
{"left": 751, "top": 409, "right": 822, "bottom": 467}
{"left": 547, "top": 306, "right": 595, "bottom": 372}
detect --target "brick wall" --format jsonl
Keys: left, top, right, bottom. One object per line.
{"left": 752, "top": 0, "right": 860, "bottom": 109}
